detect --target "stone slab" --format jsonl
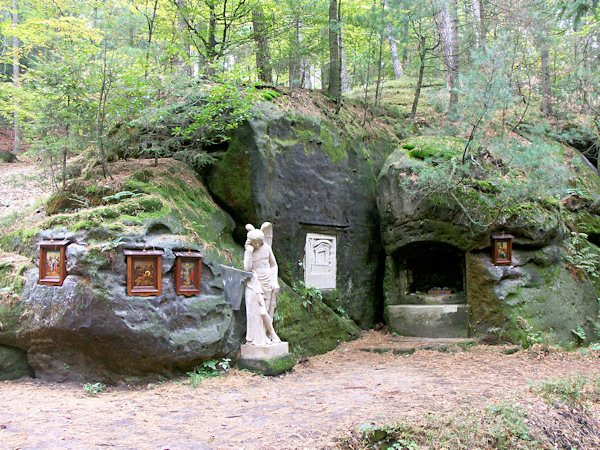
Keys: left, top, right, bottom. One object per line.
{"left": 219, "top": 265, "right": 253, "bottom": 310}
{"left": 387, "top": 304, "right": 469, "bottom": 338}
{"left": 241, "top": 342, "right": 289, "bottom": 359}
{"left": 393, "top": 293, "right": 467, "bottom": 305}
{"left": 237, "top": 352, "right": 295, "bottom": 376}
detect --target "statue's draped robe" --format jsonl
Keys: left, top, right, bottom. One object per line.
{"left": 245, "top": 268, "right": 274, "bottom": 345}
{"left": 244, "top": 243, "right": 279, "bottom": 346}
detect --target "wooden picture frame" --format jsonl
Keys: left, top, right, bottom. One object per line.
{"left": 174, "top": 251, "right": 203, "bottom": 296}
{"left": 39, "top": 239, "right": 70, "bottom": 286}
{"left": 124, "top": 249, "right": 164, "bottom": 296}
{"left": 492, "top": 234, "right": 514, "bottom": 266}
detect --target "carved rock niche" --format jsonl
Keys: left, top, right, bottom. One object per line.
{"left": 38, "top": 239, "right": 70, "bottom": 286}
{"left": 124, "top": 249, "right": 164, "bottom": 297}
{"left": 174, "top": 250, "right": 203, "bottom": 296}
{"left": 304, "top": 233, "right": 336, "bottom": 290}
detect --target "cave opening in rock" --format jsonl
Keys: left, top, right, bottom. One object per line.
{"left": 396, "top": 241, "right": 465, "bottom": 294}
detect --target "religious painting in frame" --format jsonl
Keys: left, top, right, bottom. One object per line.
{"left": 38, "top": 239, "right": 70, "bottom": 286}
{"left": 174, "top": 250, "right": 203, "bottom": 296}
{"left": 492, "top": 234, "right": 514, "bottom": 266}
{"left": 124, "top": 249, "right": 164, "bottom": 296}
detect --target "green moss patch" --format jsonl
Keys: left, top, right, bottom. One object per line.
{"left": 274, "top": 283, "right": 360, "bottom": 357}
{"left": 0, "top": 255, "right": 31, "bottom": 303}
{"left": 402, "top": 135, "right": 464, "bottom": 160}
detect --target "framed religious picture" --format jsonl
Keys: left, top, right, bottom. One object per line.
{"left": 174, "top": 250, "right": 203, "bottom": 296}
{"left": 492, "top": 234, "right": 514, "bottom": 266}
{"left": 38, "top": 239, "right": 70, "bottom": 286}
{"left": 124, "top": 249, "right": 164, "bottom": 297}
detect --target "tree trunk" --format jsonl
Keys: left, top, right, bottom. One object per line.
{"left": 205, "top": 2, "right": 218, "bottom": 75}
{"left": 143, "top": 0, "right": 159, "bottom": 79}
{"left": 540, "top": 38, "right": 552, "bottom": 116}
{"left": 435, "top": 0, "right": 459, "bottom": 120}
{"left": 340, "top": 29, "right": 350, "bottom": 92}
{"left": 11, "top": 0, "right": 20, "bottom": 155}
{"left": 290, "top": 14, "right": 301, "bottom": 88}
{"left": 301, "top": 59, "right": 312, "bottom": 88}
{"left": 471, "top": 0, "right": 486, "bottom": 52}
{"left": 383, "top": 0, "right": 402, "bottom": 78}
{"left": 448, "top": 0, "right": 459, "bottom": 119}
{"left": 321, "top": 28, "right": 329, "bottom": 90}
{"left": 252, "top": 6, "right": 272, "bottom": 83}
{"left": 62, "top": 123, "right": 69, "bottom": 188}
{"left": 375, "top": 0, "right": 386, "bottom": 107}
{"left": 410, "top": 36, "right": 426, "bottom": 120}
{"left": 97, "top": 38, "right": 113, "bottom": 180}
{"left": 328, "top": 0, "right": 342, "bottom": 102}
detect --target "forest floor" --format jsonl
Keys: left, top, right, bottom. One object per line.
{"left": 1, "top": 331, "right": 600, "bottom": 449}
{"left": 0, "top": 158, "right": 52, "bottom": 234}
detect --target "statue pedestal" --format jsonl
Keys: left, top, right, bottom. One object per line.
{"left": 238, "top": 342, "right": 295, "bottom": 376}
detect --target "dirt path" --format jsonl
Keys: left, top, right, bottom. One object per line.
{"left": 1, "top": 332, "right": 599, "bottom": 449}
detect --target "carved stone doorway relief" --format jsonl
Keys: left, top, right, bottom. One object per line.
{"left": 304, "top": 233, "right": 336, "bottom": 290}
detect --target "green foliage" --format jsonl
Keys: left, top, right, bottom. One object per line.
{"left": 187, "top": 358, "right": 231, "bottom": 387}
{"left": 571, "top": 324, "right": 587, "bottom": 343}
{"left": 530, "top": 374, "right": 600, "bottom": 409}
{"left": 292, "top": 280, "right": 323, "bottom": 310}
{"left": 260, "top": 89, "right": 282, "bottom": 101}
{"left": 172, "top": 71, "right": 259, "bottom": 146}
{"left": 83, "top": 382, "right": 106, "bottom": 397}
{"left": 564, "top": 232, "right": 600, "bottom": 280}
{"left": 101, "top": 191, "right": 144, "bottom": 204}
{"left": 343, "top": 403, "right": 540, "bottom": 449}
{"left": 0, "top": 259, "right": 31, "bottom": 302}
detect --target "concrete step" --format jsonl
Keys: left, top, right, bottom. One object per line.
{"left": 359, "top": 337, "right": 476, "bottom": 355}
{"left": 387, "top": 304, "right": 469, "bottom": 338}
{"left": 391, "top": 293, "right": 467, "bottom": 305}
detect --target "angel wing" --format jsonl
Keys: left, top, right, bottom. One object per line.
{"left": 261, "top": 222, "right": 273, "bottom": 247}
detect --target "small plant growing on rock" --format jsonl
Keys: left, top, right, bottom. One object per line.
{"left": 292, "top": 281, "right": 323, "bottom": 311}
{"left": 83, "top": 382, "right": 106, "bottom": 397}
{"left": 187, "top": 358, "right": 231, "bottom": 388}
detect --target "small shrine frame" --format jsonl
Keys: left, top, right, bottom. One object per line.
{"left": 124, "top": 249, "right": 164, "bottom": 297}
{"left": 38, "top": 239, "right": 70, "bottom": 286}
{"left": 174, "top": 250, "right": 203, "bottom": 296}
{"left": 492, "top": 234, "right": 514, "bottom": 266}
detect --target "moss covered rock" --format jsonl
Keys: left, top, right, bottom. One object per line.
{"left": 377, "top": 135, "right": 600, "bottom": 346}
{"left": 0, "top": 345, "right": 33, "bottom": 380}
{"left": 0, "top": 158, "right": 360, "bottom": 381}
{"left": 206, "top": 99, "right": 399, "bottom": 327}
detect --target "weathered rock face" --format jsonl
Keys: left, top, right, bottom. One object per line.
{"left": 467, "top": 248, "right": 598, "bottom": 345}
{"left": 0, "top": 345, "right": 33, "bottom": 380}
{"left": 206, "top": 101, "right": 398, "bottom": 327}
{"left": 377, "top": 137, "right": 600, "bottom": 345}
{"left": 0, "top": 159, "right": 359, "bottom": 381}
{"left": 5, "top": 229, "right": 242, "bottom": 382}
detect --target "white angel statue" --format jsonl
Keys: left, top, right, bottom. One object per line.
{"left": 243, "top": 222, "right": 281, "bottom": 346}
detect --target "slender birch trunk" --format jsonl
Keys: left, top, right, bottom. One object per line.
{"left": 12, "top": 0, "right": 20, "bottom": 154}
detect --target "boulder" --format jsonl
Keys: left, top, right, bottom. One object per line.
{"left": 206, "top": 100, "right": 398, "bottom": 327}
{"left": 0, "top": 159, "right": 359, "bottom": 381}
{"left": 377, "top": 136, "right": 600, "bottom": 345}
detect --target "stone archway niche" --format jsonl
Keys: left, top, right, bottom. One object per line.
{"left": 386, "top": 241, "right": 469, "bottom": 338}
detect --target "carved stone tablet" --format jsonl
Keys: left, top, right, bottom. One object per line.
{"left": 304, "top": 233, "right": 336, "bottom": 290}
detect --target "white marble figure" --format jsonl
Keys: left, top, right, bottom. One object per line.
{"left": 243, "top": 222, "right": 281, "bottom": 346}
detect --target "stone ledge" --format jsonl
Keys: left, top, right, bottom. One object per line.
{"left": 387, "top": 304, "right": 469, "bottom": 338}
{"left": 237, "top": 353, "right": 295, "bottom": 376}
